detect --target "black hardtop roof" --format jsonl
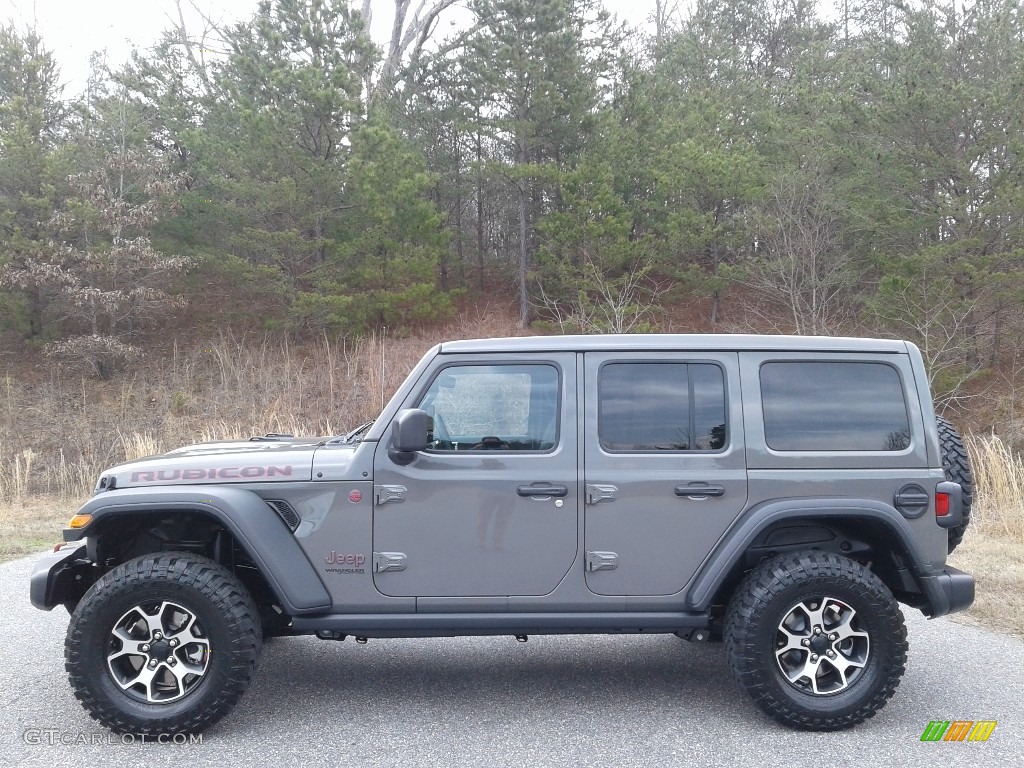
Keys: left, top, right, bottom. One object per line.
{"left": 437, "top": 333, "right": 909, "bottom": 355}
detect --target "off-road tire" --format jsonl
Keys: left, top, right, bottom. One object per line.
{"left": 725, "top": 552, "right": 907, "bottom": 731}
{"left": 937, "top": 415, "right": 973, "bottom": 553}
{"left": 66, "top": 552, "right": 261, "bottom": 735}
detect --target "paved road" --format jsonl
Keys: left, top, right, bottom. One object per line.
{"left": 2, "top": 554, "right": 1020, "bottom": 767}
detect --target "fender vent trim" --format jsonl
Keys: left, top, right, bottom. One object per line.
{"left": 266, "top": 499, "right": 300, "bottom": 531}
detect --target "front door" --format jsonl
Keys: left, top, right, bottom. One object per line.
{"left": 372, "top": 354, "right": 578, "bottom": 598}
{"left": 582, "top": 352, "right": 748, "bottom": 596}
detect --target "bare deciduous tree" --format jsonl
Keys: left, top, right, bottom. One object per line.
{"left": 653, "top": 0, "right": 681, "bottom": 42}
{"left": 867, "top": 259, "right": 980, "bottom": 409}
{"left": 743, "top": 169, "right": 858, "bottom": 336}
{"left": 534, "top": 255, "right": 668, "bottom": 335}
{"left": 1, "top": 109, "right": 194, "bottom": 378}
{"left": 359, "top": 0, "right": 461, "bottom": 91}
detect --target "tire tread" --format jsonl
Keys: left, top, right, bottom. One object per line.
{"left": 724, "top": 551, "right": 907, "bottom": 731}
{"left": 65, "top": 552, "right": 261, "bottom": 735}
{"left": 936, "top": 415, "right": 973, "bottom": 553}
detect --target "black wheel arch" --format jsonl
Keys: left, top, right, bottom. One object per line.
{"left": 64, "top": 485, "right": 331, "bottom": 616}
{"left": 688, "top": 499, "right": 943, "bottom": 617}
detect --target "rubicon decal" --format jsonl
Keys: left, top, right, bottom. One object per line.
{"left": 920, "top": 720, "right": 997, "bottom": 742}
{"left": 130, "top": 466, "right": 294, "bottom": 482}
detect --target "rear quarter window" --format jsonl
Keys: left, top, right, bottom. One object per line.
{"left": 760, "top": 361, "right": 911, "bottom": 451}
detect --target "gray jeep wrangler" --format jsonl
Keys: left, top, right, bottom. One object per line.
{"left": 31, "top": 334, "right": 975, "bottom": 734}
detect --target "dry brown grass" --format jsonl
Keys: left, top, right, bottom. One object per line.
{"left": 948, "top": 434, "right": 1024, "bottom": 637}
{"left": 0, "top": 310, "right": 527, "bottom": 503}
{"left": 0, "top": 309, "right": 528, "bottom": 558}
{"left": 2, "top": 316, "right": 1022, "bottom": 640}
{"left": 948, "top": 531, "right": 1024, "bottom": 637}
{"left": 0, "top": 494, "right": 80, "bottom": 560}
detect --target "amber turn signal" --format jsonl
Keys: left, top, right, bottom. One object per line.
{"left": 68, "top": 513, "right": 93, "bottom": 529}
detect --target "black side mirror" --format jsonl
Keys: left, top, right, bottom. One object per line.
{"left": 390, "top": 409, "right": 431, "bottom": 463}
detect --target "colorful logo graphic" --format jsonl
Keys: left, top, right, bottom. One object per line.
{"left": 920, "top": 720, "right": 997, "bottom": 742}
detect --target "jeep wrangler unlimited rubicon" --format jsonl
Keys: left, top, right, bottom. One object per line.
{"left": 31, "top": 334, "right": 974, "bottom": 734}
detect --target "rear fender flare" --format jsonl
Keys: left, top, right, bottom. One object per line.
{"left": 687, "top": 498, "right": 934, "bottom": 613}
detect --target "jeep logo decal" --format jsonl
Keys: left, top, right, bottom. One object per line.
{"left": 325, "top": 551, "right": 365, "bottom": 567}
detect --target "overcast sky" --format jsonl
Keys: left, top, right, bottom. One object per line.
{"left": 3, "top": 0, "right": 661, "bottom": 96}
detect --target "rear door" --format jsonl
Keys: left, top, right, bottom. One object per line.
{"left": 582, "top": 352, "right": 748, "bottom": 596}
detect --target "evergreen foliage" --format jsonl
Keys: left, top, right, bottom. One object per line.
{"left": 1, "top": 1, "right": 1023, "bottom": 402}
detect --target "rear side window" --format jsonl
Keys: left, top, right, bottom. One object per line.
{"left": 760, "top": 362, "right": 911, "bottom": 451}
{"left": 598, "top": 363, "right": 727, "bottom": 452}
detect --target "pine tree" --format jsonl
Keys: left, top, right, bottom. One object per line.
{"left": 0, "top": 24, "right": 73, "bottom": 338}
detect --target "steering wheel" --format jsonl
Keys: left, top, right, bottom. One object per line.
{"left": 473, "top": 435, "right": 508, "bottom": 450}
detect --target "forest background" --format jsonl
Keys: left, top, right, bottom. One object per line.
{"left": 1, "top": 0, "right": 1022, "bottom": 632}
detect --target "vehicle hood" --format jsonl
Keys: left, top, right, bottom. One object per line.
{"left": 101, "top": 438, "right": 325, "bottom": 489}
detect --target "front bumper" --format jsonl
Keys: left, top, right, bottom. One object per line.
{"left": 29, "top": 543, "right": 90, "bottom": 611}
{"left": 919, "top": 565, "right": 975, "bottom": 618}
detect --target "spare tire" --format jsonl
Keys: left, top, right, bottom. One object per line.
{"left": 936, "top": 416, "right": 973, "bottom": 553}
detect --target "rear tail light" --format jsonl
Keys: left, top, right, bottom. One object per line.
{"left": 935, "top": 491, "right": 951, "bottom": 517}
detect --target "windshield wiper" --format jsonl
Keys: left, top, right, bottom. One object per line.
{"left": 328, "top": 420, "right": 375, "bottom": 445}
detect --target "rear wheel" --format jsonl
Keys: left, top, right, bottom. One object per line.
{"left": 725, "top": 552, "right": 907, "bottom": 730}
{"left": 66, "top": 552, "right": 261, "bottom": 735}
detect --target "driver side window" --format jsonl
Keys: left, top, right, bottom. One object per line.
{"left": 417, "top": 364, "right": 559, "bottom": 452}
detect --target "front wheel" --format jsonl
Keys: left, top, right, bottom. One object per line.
{"left": 66, "top": 553, "right": 262, "bottom": 735}
{"left": 725, "top": 552, "right": 907, "bottom": 730}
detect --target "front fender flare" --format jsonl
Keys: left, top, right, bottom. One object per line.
{"left": 686, "top": 498, "right": 953, "bottom": 617}
{"left": 65, "top": 486, "right": 331, "bottom": 615}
